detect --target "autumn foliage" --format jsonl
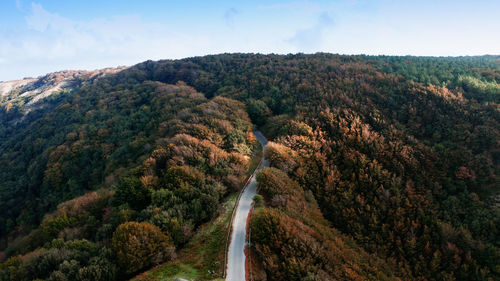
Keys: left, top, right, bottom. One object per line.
{"left": 1, "top": 53, "right": 499, "bottom": 280}
{"left": 111, "top": 222, "right": 174, "bottom": 274}
{"left": 251, "top": 171, "right": 399, "bottom": 281}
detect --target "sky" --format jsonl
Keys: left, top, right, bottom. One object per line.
{"left": 1, "top": 0, "right": 500, "bottom": 81}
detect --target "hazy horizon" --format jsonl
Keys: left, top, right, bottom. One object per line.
{"left": 1, "top": 0, "right": 500, "bottom": 81}
{"left": 3, "top": 52, "right": 500, "bottom": 82}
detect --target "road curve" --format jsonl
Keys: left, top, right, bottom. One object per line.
{"left": 226, "top": 131, "right": 268, "bottom": 281}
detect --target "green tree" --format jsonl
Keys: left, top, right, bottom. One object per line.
{"left": 247, "top": 98, "right": 271, "bottom": 126}
{"left": 113, "top": 177, "right": 151, "bottom": 211}
{"left": 111, "top": 221, "right": 174, "bottom": 275}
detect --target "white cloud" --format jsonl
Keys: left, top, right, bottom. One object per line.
{"left": 20, "top": 3, "right": 170, "bottom": 58}
{"left": 2, "top": 0, "right": 498, "bottom": 81}
{"left": 258, "top": 1, "right": 322, "bottom": 14}
{"left": 1, "top": 2, "right": 310, "bottom": 80}
{"left": 26, "top": 3, "right": 53, "bottom": 31}
{"left": 0, "top": 2, "right": 219, "bottom": 80}
{"left": 224, "top": 7, "right": 239, "bottom": 27}
{"left": 15, "top": 0, "right": 23, "bottom": 10}
{"left": 288, "top": 12, "right": 334, "bottom": 52}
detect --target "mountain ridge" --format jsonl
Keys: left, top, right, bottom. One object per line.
{"left": 0, "top": 66, "right": 127, "bottom": 116}
{"left": 0, "top": 53, "right": 498, "bottom": 281}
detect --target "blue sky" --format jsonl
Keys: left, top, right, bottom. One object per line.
{"left": 1, "top": 0, "right": 500, "bottom": 81}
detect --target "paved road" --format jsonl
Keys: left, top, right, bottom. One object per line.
{"left": 226, "top": 131, "right": 268, "bottom": 281}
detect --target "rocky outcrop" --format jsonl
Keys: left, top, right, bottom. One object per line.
{"left": 0, "top": 66, "right": 127, "bottom": 114}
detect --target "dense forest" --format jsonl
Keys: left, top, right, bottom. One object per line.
{"left": 0, "top": 53, "right": 499, "bottom": 280}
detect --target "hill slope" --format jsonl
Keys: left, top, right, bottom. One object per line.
{"left": 1, "top": 53, "right": 499, "bottom": 280}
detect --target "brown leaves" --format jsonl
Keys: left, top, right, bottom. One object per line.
{"left": 111, "top": 221, "right": 174, "bottom": 274}
{"left": 264, "top": 142, "right": 298, "bottom": 174}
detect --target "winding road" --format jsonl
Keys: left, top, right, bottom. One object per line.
{"left": 226, "top": 131, "right": 268, "bottom": 281}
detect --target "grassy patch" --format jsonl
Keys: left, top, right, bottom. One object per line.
{"left": 133, "top": 262, "right": 199, "bottom": 281}
{"left": 132, "top": 194, "right": 237, "bottom": 281}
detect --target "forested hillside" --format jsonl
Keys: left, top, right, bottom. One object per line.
{"left": 1, "top": 53, "right": 499, "bottom": 280}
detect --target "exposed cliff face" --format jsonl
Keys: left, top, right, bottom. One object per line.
{"left": 0, "top": 67, "right": 127, "bottom": 114}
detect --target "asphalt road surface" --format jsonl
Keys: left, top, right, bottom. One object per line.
{"left": 226, "top": 131, "right": 268, "bottom": 281}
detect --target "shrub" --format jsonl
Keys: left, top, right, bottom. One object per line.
{"left": 41, "top": 215, "right": 78, "bottom": 243}
{"left": 253, "top": 194, "right": 264, "bottom": 208}
{"left": 111, "top": 221, "right": 174, "bottom": 274}
{"left": 163, "top": 166, "right": 203, "bottom": 191}
{"left": 264, "top": 142, "right": 298, "bottom": 173}
{"left": 256, "top": 167, "right": 300, "bottom": 199}
{"left": 76, "top": 257, "right": 117, "bottom": 281}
